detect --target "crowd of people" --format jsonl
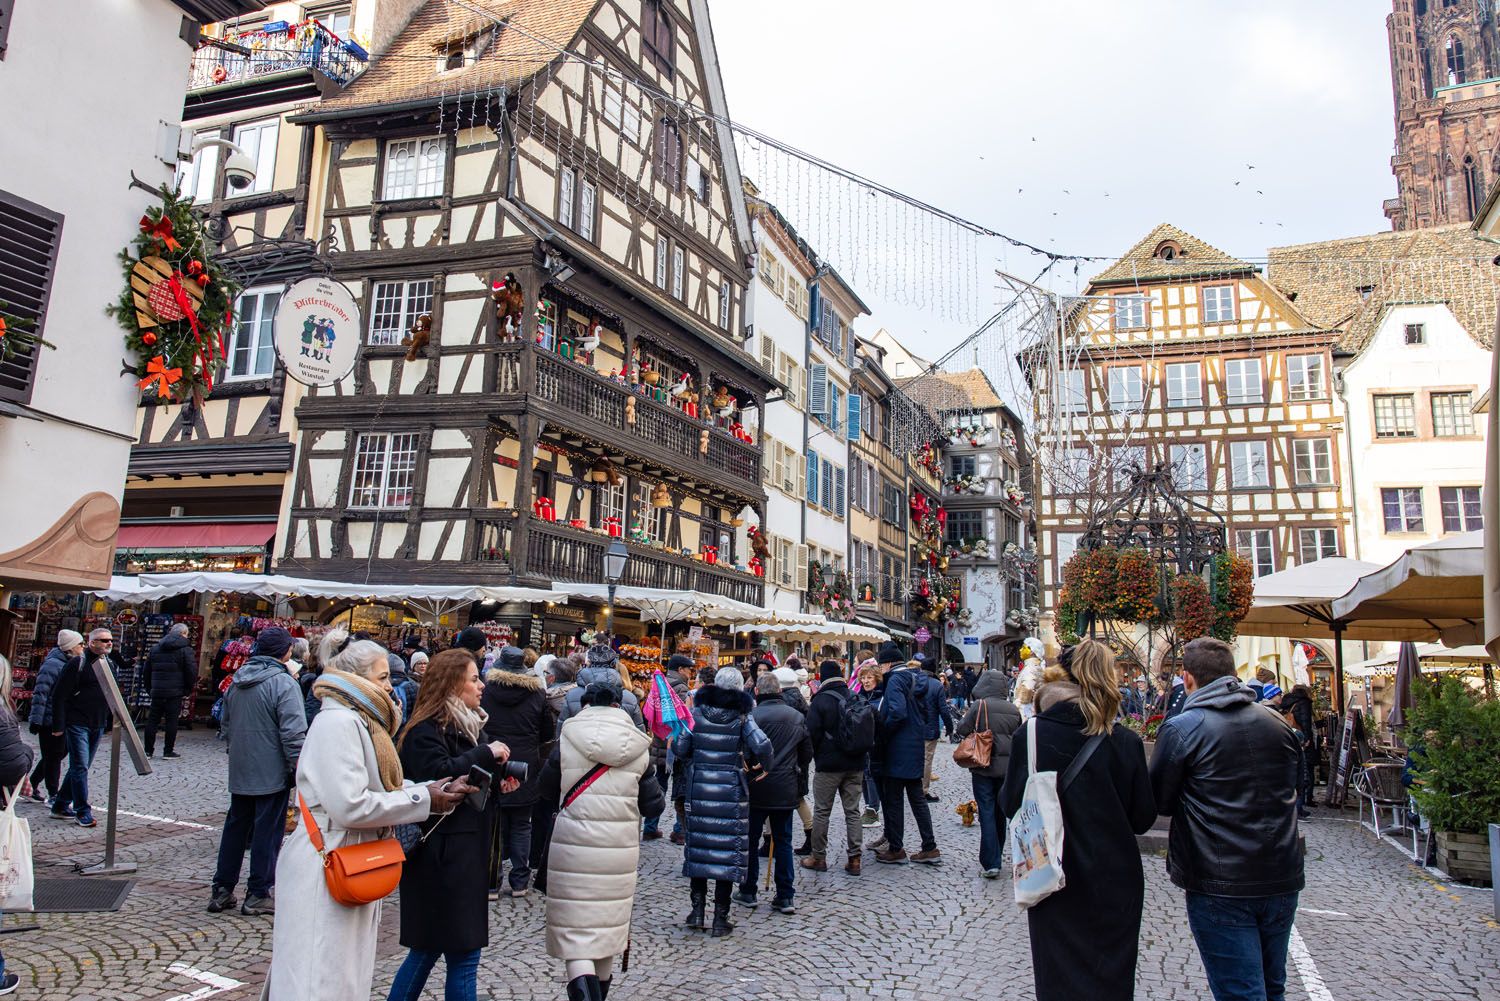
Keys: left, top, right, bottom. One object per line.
{"left": 12, "top": 619, "right": 1310, "bottom": 1001}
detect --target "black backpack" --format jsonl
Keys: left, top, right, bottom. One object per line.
{"left": 834, "top": 690, "right": 878, "bottom": 754}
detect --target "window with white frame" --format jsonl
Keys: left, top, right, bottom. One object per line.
{"left": 684, "top": 159, "right": 709, "bottom": 201}
{"left": 1235, "top": 528, "right": 1276, "bottom": 577}
{"left": 636, "top": 483, "right": 669, "bottom": 543}
{"left": 1112, "top": 293, "right": 1147, "bottom": 330}
{"left": 1298, "top": 528, "right": 1339, "bottom": 563}
{"left": 1287, "top": 354, "right": 1324, "bottom": 401}
{"left": 1382, "top": 487, "right": 1424, "bottom": 533}
{"left": 601, "top": 81, "right": 642, "bottom": 143}
{"left": 1292, "top": 438, "right": 1333, "bottom": 487}
{"left": 1224, "top": 357, "right": 1263, "bottom": 404}
{"left": 309, "top": 4, "right": 352, "bottom": 37}
{"left": 1373, "top": 394, "right": 1417, "bottom": 438}
{"left": 369, "top": 279, "right": 434, "bottom": 346}
{"left": 1055, "top": 532, "right": 1082, "bottom": 568}
{"left": 1169, "top": 443, "right": 1208, "bottom": 492}
{"left": 1201, "top": 285, "right": 1235, "bottom": 324}
{"left": 1108, "top": 366, "right": 1144, "bottom": 412}
{"left": 671, "top": 246, "right": 684, "bottom": 300}
{"left": 1063, "top": 368, "right": 1088, "bottom": 413}
{"left": 349, "top": 432, "right": 419, "bottom": 509}
{"left": 383, "top": 138, "right": 445, "bottom": 200}
{"left": 1051, "top": 447, "right": 1093, "bottom": 491}
{"left": 655, "top": 235, "right": 669, "bottom": 289}
{"left": 1439, "top": 485, "right": 1482, "bottom": 532}
{"left": 718, "top": 280, "right": 731, "bottom": 329}
{"left": 558, "top": 168, "right": 575, "bottom": 229}
{"left": 596, "top": 480, "right": 625, "bottom": 527}
{"left": 775, "top": 537, "right": 793, "bottom": 587}
{"left": 1229, "top": 440, "right": 1269, "bottom": 488}
{"left": 1112, "top": 445, "right": 1146, "bottom": 490}
{"left": 227, "top": 287, "right": 282, "bottom": 379}
{"left": 176, "top": 131, "right": 220, "bottom": 203}
{"left": 230, "top": 118, "right": 278, "bottom": 195}
{"left": 577, "top": 180, "right": 596, "bottom": 242}
{"left": 1166, "top": 362, "right": 1201, "bottom": 407}
{"left": 949, "top": 454, "right": 976, "bottom": 478}
{"left": 1431, "top": 392, "right": 1475, "bottom": 437}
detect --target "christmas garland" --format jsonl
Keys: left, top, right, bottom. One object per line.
{"left": 807, "top": 561, "right": 855, "bottom": 621}
{"left": 107, "top": 185, "right": 241, "bottom": 404}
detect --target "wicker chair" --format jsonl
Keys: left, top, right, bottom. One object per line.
{"left": 1352, "top": 760, "right": 1408, "bottom": 836}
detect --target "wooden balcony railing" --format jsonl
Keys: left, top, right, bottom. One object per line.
{"left": 473, "top": 516, "right": 514, "bottom": 573}
{"left": 526, "top": 518, "right": 763, "bottom": 604}
{"left": 496, "top": 344, "right": 761, "bottom": 493}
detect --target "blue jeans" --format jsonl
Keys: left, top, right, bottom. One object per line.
{"left": 63, "top": 725, "right": 103, "bottom": 814}
{"left": 970, "top": 772, "right": 1005, "bottom": 871}
{"left": 387, "top": 947, "right": 481, "bottom": 1001}
{"left": 741, "top": 808, "right": 795, "bottom": 902}
{"left": 863, "top": 767, "right": 881, "bottom": 812}
{"left": 1185, "top": 891, "right": 1299, "bottom": 1001}
{"left": 212, "top": 790, "right": 290, "bottom": 898}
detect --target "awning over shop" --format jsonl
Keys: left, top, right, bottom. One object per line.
{"left": 731, "top": 620, "right": 892, "bottom": 645}
{"left": 1345, "top": 643, "right": 1493, "bottom": 677}
{"left": 115, "top": 523, "right": 276, "bottom": 550}
{"left": 550, "top": 583, "right": 762, "bottom": 625}
{"left": 854, "top": 615, "right": 912, "bottom": 642}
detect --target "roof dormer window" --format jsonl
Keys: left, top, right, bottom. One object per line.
{"left": 1153, "top": 239, "right": 1182, "bottom": 261}
{"left": 435, "top": 21, "right": 502, "bottom": 73}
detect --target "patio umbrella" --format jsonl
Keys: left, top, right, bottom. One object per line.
{"left": 1387, "top": 641, "right": 1422, "bottom": 729}
{"left": 1332, "top": 531, "right": 1486, "bottom": 647}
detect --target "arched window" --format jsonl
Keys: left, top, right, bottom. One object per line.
{"left": 1447, "top": 35, "right": 1467, "bottom": 86}
{"left": 1464, "top": 155, "right": 1483, "bottom": 220}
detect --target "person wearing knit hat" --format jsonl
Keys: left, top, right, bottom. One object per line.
{"left": 653, "top": 654, "right": 697, "bottom": 845}
{"left": 557, "top": 642, "right": 644, "bottom": 732}
{"left": 27, "top": 630, "right": 83, "bottom": 807}
{"left": 480, "top": 642, "right": 553, "bottom": 898}
{"left": 454, "top": 627, "right": 488, "bottom": 654}
{"left": 818, "top": 660, "right": 843, "bottom": 683}
{"left": 768, "top": 667, "right": 813, "bottom": 856}
{"left": 876, "top": 642, "right": 906, "bottom": 666}
{"left": 251, "top": 626, "right": 295, "bottom": 660}
{"left": 803, "top": 655, "right": 868, "bottom": 875}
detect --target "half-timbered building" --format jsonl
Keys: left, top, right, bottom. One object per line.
{"left": 849, "top": 338, "right": 914, "bottom": 640}
{"left": 281, "top": 0, "right": 774, "bottom": 608}
{"left": 1031, "top": 224, "right": 1350, "bottom": 644}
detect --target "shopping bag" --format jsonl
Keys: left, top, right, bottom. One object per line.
{"left": 1009, "top": 722, "right": 1104, "bottom": 909}
{"left": 0, "top": 786, "right": 35, "bottom": 912}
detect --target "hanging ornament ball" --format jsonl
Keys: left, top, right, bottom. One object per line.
{"left": 145, "top": 279, "right": 187, "bottom": 322}
{"left": 142, "top": 331, "right": 157, "bottom": 346}
{"left": 186, "top": 260, "right": 205, "bottom": 276}
{"left": 194, "top": 273, "right": 210, "bottom": 287}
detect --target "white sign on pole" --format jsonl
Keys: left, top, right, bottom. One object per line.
{"left": 274, "top": 277, "right": 361, "bottom": 386}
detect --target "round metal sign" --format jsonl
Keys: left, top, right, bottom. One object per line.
{"left": 274, "top": 276, "right": 361, "bottom": 386}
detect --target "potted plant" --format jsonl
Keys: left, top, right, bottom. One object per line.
{"left": 1406, "top": 676, "right": 1500, "bottom": 883}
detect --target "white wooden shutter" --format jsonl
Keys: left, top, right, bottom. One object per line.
{"left": 796, "top": 449, "right": 806, "bottom": 498}
{"left": 808, "top": 363, "right": 828, "bottom": 419}
{"left": 760, "top": 335, "right": 775, "bottom": 373}
{"left": 795, "top": 544, "right": 809, "bottom": 591}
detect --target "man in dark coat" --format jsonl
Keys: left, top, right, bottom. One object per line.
{"left": 27, "top": 629, "right": 81, "bottom": 807}
{"left": 918, "top": 656, "right": 955, "bottom": 801}
{"left": 1279, "top": 684, "right": 1316, "bottom": 819}
{"left": 53, "top": 628, "right": 121, "bottom": 828}
{"left": 1150, "top": 637, "right": 1304, "bottom": 1001}
{"left": 211, "top": 627, "right": 306, "bottom": 916}
{"left": 735, "top": 673, "right": 811, "bottom": 914}
{"left": 481, "top": 645, "right": 556, "bottom": 898}
{"left": 673, "top": 668, "right": 772, "bottom": 937}
{"left": 142, "top": 622, "right": 198, "bottom": 758}
{"left": 874, "top": 658, "right": 941, "bottom": 864}
{"left": 954, "top": 669, "right": 1023, "bottom": 877}
{"left": 804, "top": 660, "right": 867, "bottom": 874}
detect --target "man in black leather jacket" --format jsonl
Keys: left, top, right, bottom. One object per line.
{"left": 1150, "top": 637, "right": 1303, "bottom": 1001}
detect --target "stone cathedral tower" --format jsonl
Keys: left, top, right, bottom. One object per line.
{"left": 1386, "top": 0, "right": 1500, "bottom": 229}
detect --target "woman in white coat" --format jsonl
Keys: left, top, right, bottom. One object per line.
{"left": 265, "top": 638, "right": 470, "bottom": 1000}
{"left": 543, "top": 682, "right": 665, "bottom": 1001}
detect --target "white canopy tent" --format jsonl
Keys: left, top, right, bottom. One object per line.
{"left": 549, "top": 583, "right": 761, "bottom": 625}
{"left": 730, "top": 620, "right": 892, "bottom": 646}
{"left": 1344, "top": 643, "right": 1494, "bottom": 677}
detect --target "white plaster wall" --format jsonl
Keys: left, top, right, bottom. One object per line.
{"left": 1340, "top": 303, "right": 1490, "bottom": 566}
{"left": 0, "top": 0, "right": 191, "bottom": 580}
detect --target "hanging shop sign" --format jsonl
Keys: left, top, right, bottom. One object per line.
{"left": 274, "top": 276, "right": 360, "bottom": 386}
{"left": 913, "top": 627, "right": 932, "bottom": 645}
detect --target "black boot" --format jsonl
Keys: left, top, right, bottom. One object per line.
{"left": 710, "top": 898, "right": 735, "bottom": 937}
{"left": 598, "top": 979, "right": 610, "bottom": 999}
{"left": 758, "top": 833, "right": 771, "bottom": 857}
{"left": 684, "top": 888, "right": 706, "bottom": 930}
{"left": 794, "top": 832, "right": 813, "bottom": 856}
{"left": 566, "top": 975, "right": 601, "bottom": 1001}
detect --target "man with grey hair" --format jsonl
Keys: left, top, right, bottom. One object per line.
{"left": 143, "top": 621, "right": 198, "bottom": 758}
{"left": 1150, "top": 636, "right": 1303, "bottom": 1001}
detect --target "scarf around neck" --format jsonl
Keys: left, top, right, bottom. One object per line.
{"left": 314, "top": 671, "right": 404, "bottom": 791}
{"left": 445, "top": 696, "right": 488, "bottom": 746}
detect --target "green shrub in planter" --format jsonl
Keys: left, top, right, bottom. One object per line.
{"left": 1406, "top": 677, "right": 1500, "bottom": 836}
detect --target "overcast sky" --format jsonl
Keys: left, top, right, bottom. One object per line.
{"left": 711, "top": 0, "right": 1397, "bottom": 358}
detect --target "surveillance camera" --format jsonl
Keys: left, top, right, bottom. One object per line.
{"left": 223, "top": 151, "right": 257, "bottom": 191}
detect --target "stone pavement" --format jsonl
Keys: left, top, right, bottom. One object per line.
{"left": 8, "top": 726, "right": 1499, "bottom": 1000}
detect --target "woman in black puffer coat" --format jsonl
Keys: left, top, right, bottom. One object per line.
{"left": 673, "top": 667, "right": 771, "bottom": 937}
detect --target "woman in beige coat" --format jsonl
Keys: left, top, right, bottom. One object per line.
{"left": 264, "top": 638, "right": 469, "bottom": 1000}
{"left": 544, "top": 682, "right": 665, "bottom": 1001}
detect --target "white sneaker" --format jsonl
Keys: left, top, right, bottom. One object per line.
{"left": 0, "top": 971, "right": 18, "bottom": 995}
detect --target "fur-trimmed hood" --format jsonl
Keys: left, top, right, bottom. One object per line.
{"left": 484, "top": 666, "right": 545, "bottom": 709}
{"left": 485, "top": 668, "right": 545, "bottom": 691}
{"left": 1035, "top": 679, "right": 1081, "bottom": 715}
{"left": 694, "top": 683, "right": 754, "bottom": 717}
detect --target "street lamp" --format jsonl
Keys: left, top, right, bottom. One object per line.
{"left": 603, "top": 537, "right": 629, "bottom": 637}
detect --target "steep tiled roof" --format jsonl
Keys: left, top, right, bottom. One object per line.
{"left": 1089, "top": 223, "right": 1256, "bottom": 287}
{"left": 900, "top": 368, "right": 1004, "bottom": 413}
{"left": 317, "top": 0, "right": 597, "bottom": 113}
{"left": 1268, "top": 224, "right": 1498, "bottom": 351}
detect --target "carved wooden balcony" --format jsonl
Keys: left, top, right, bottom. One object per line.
{"left": 523, "top": 518, "right": 763, "bottom": 604}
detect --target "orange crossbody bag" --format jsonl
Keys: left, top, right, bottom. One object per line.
{"left": 297, "top": 793, "right": 406, "bottom": 907}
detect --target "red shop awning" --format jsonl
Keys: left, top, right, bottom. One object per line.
{"left": 116, "top": 523, "right": 276, "bottom": 550}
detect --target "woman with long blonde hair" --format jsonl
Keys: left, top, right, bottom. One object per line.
{"left": 1000, "top": 638, "right": 1156, "bottom": 1001}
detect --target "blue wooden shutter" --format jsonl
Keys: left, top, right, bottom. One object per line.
{"left": 834, "top": 466, "right": 846, "bottom": 514}
{"left": 808, "top": 363, "right": 828, "bottom": 419}
{"left": 847, "top": 393, "right": 862, "bottom": 441}
{"left": 806, "top": 449, "right": 819, "bottom": 506}
{"left": 820, "top": 458, "right": 832, "bottom": 510}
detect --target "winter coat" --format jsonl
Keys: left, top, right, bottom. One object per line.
{"left": 1280, "top": 687, "right": 1315, "bottom": 749}
{"left": 779, "top": 685, "right": 808, "bottom": 715}
{"left": 53, "top": 653, "right": 117, "bottom": 731}
{"left": 143, "top": 633, "right": 198, "bottom": 698}
{"left": 544, "top": 706, "right": 662, "bottom": 960}
{"left": 673, "top": 685, "right": 772, "bottom": 884}
{"left": 805, "top": 679, "right": 867, "bottom": 773}
{"left": 544, "top": 681, "right": 576, "bottom": 720}
{"left": 0, "top": 702, "right": 35, "bottom": 789}
{"left": 396, "top": 717, "right": 497, "bottom": 953}
{"left": 220, "top": 655, "right": 306, "bottom": 796}
{"left": 27, "top": 647, "right": 68, "bottom": 730}
{"left": 299, "top": 670, "right": 322, "bottom": 725}
{"left": 481, "top": 669, "right": 555, "bottom": 808}
{"left": 1001, "top": 693, "right": 1157, "bottom": 1001}
{"left": 662, "top": 672, "right": 693, "bottom": 795}
{"left": 267, "top": 704, "right": 434, "bottom": 1000}
{"left": 559, "top": 665, "right": 646, "bottom": 732}
{"left": 921, "top": 672, "right": 954, "bottom": 739}
{"left": 878, "top": 667, "right": 932, "bottom": 780}
{"left": 747, "top": 692, "right": 812, "bottom": 811}
{"left": 1150, "top": 676, "right": 1304, "bottom": 898}
{"left": 954, "top": 670, "right": 1024, "bottom": 778}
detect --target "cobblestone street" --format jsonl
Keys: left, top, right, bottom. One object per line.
{"left": 8, "top": 728, "right": 1498, "bottom": 1000}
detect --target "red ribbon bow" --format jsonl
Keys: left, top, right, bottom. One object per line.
{"left": 166, "top": 272, "right": 216, "bottom": 395}
{"left": 139, "top": 215, "right": 181, "bottom": 252}
{"left": 138, "top": 355, "right": 183, "bottom": 398}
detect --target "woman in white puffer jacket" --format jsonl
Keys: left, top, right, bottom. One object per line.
{"left": 543, "top": 682, "right": 664, "bottom": 1001}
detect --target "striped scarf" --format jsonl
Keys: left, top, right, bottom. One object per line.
{"left": 313, "top": 671, "right": 404, "bottom": 791}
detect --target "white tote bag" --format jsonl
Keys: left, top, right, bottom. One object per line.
{"left": 1009, "top": 721, "right": 1105, "bottom": 909}
{"left": 0, "top": 787, "right": 34, "bottom": 912}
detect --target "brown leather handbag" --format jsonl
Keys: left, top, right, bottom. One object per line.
{"left": 297, "top": 794, "right": 406, "bottom": 907}
{"left": 952, "top": 700, "right": 994, "bottom": 769}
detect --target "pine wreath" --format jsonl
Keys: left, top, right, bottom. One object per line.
{"left": 107, "top": 185, "right": 241, "bottom": 404}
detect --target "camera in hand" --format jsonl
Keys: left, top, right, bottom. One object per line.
{"left": 499, "top": 760, "right": 528, "bottom": 783}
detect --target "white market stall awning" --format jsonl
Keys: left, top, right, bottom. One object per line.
{"left": 1345, "top": 643, "right": 1494, "bottom": 677}
{"left": 1239, "top": 558, "right": 1432, "bottom": 641}
{"left": 731, "top": 620, "right": 892, "bottom": 645}
{"left": 550, "top": 583, "right": 759, "bottom": 625}
{"left": 87, "top": 575, "right": 179, "bottom": 603}
{"left": 133, "top": 572, "right": 569, "bottom": 605}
